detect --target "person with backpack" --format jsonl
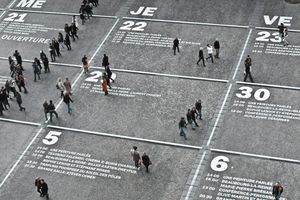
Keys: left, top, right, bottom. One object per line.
{"left": 32, "top": 58, "right": 41, "bottom": 82}
{"left": 272, "top": 182, "right": 283, "bottom": 200}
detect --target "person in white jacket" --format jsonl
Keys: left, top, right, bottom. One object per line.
{"left": 206, "top": 44, "right": 214, "bottom": 63}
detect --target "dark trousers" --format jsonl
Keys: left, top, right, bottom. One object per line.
{"left": 34, "top": 72, "right": 40, "bottom": 81}
{"left": 215, "top": 49, "right": 220, "bottom": 58}
{"left": 144, "top": 164, "right": 149, "bottom": 172}
{"left": 244, "top": 72, "right": 254, "bottom": 82}
{"left": 197, "top": 57, "right": 205, "bottom": 66}
{"left": 192, "top": 118, "right": 199, "bottom": 127}
{"left": 206, "top": 54, "right": 214, "bottom": 63}
{"left": 50, "top": 53, "right": 56, "bottom": 62}
{"left": 66, "top": 44, "right": 71, "bottom": 50}
{"left": 49, "top": 110, "right": 58, "bottom": 122}
{"left": 134, "top": 160, "right": 140, "bottom": 168}
{"left": 196, "top": 108, "right": 202, "bottom": 119}
{"left": 44, "top": 63, "right": 50, "bottom": 73}
{"left": 17, "top": 85, "right": 27, "bottom": 93}
{"left": 173, "top": 46, "right": 179, "bottom": 55}
{"left": 17, "top": 102, "right": 25, "bottom": 111}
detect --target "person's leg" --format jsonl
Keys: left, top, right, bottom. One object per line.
{"left": 54, "top": 111, "right": 58, "bottom": 118}
{"left": 249, "top": 73, "right": 254, "bottom": 83}
{"left": 145, "top": 165, "right": 149, "bottom": 173}
{"left": 193, "top": 119, "right": 199, "bottom": 127}
{"left": 211, "top": 54, "right": 214, "bottom": 63}
{"left": 244, "top": 73, "right": 248, "bottom": 81}
{"left": 177, "top": 46, "right": 180, "bottom": 52}
{"left": 202, "top": 58, "right": 206, "bottom": 66}
{"left": 34, "top": 72, "right": 37, "bottom": 81}
{"left": 50, "top": 112, "right": 53, "bottom": 122}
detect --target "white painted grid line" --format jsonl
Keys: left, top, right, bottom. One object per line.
{"left": 7, "top": 0, "right": 18, "bottom": 9}
{"left": 47, "top": 125, "right": 202, "bottom": 150}
{"left": 232, "top": 28, "right": 253, "bottom": 80}
{"left": 0, "top": 127, "right": 44, "bottom": 189}
{"left": 0, "top": 118, "right": 40, "bottom": 126}
{"left": 0, "top": 10, "right": 6, "bottom": 18}
{"left": 122, "top": 17, "right": 249, "bottom": 29}
{"left": 255, "top": 26, "right": 300, "bottom": 33}
{"left": 211, "top": 148, "right": 300, "bottom": 164}
{"left": 184, "top": 151, "right": 207, "bottom": 200}
{"left": 236, "top": 81, "right": 300, "bottom": 91}
{"left": 9, "top": 9, "right": 117, "bottom": 19}
{"left": 206, "top": 83, "right": 232, "bottom": 146}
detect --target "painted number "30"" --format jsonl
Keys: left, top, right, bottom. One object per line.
{"left": 42, "top": 131, "right": 62, "bottom": 145}
{"left": 236, "top": 86, "right": 270, "bottom": 101}
{"left": 210, "top": 156, "right": 229, "bottom": 172}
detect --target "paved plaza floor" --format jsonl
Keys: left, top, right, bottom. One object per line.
{"left": 0, "top": 0, "right": 300, "bottom": 199}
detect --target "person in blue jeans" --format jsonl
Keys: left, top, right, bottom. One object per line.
{"left": 179, "top": 117, "right": 187, "bottom": 140}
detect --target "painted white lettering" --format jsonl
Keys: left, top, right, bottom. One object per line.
{"left": 142, "top": 7, "right": 157, "bottom": 16}
{"left": 130, "top": 6, "right": 144, "bottom": 15}
{"left": 16, "top": 0, "right": 36, "bottom": 7}
{"left": 263, "top": 15, "right": 278, "bottom": 25}
{"left": 278, "top": 16, "right": 293, "bottom": 26}
{"left": 32, "top": 0, "right": 46, "bottom": 8}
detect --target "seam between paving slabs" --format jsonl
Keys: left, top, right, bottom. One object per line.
{"left": 180, "top": 0, "right": 267, "bottom": 199}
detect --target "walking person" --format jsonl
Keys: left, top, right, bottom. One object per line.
{"left": 195, "top": 99, "right": 202, "bottom": 120}
{"left": 32, "top": 58, "right": 41, "bottom": 82}
{"left": 52, "top": 38, "right": 61, "bottom": 57}
{"left": 16, "top": 74, "right": 28, "bottom": 93}
{"left": 40, "top": 179, "right": 49, "bottom": 199}
{"left": 82, "top": 55, "right": 89, "bottom": 74}
{"left": 283, "top": 27, "right": 289, "bottom": 46}
{"left": 102, "top": 74, "right": 108, "bottom": 95}
{"left": 272, "top": 182, "right": 283, "bottom": 200}
{"left": 9, "top": 57, "right": 16, "bottom": 78}
{"left": 80, "top": 12, "right": 86, "bottom": 25}
{"left": 63, "top": 77, "right": 72, "bottom": 95}
{"left": 244, "top": 55, "right": 254, "bottom": 82}
{"left": 42, "top": 55, "right": 50, "bottom": 73}
{"left": 186, "top": 109, "right": 195, "bottom": 130}
{"left": 58, "top": 32, "right": 65, "bottom": 49}
{"left": 142, "top": 152, "right": 152, "bottom": 173}
{"left": 191, "top": 107, "right": 199, "bottom": 127}
{"left": 34, "top": 177, "right": 43, "bottom": 197}
{"left": 70, "top": 23, "right": 79, "bottom": 41}
{"left": 15, "top": 91, "right": 25, "bottom": 111}
{"left": 49, "top": 43, "right": 56, "bottom": 62}
{"left": 0, "top": 88, "right": 10, "bottom": 110}
{"left": 206, "top": 44, "right": 214, "bottom": 63}
{"left": 196, "top": 47, "right": 206, "bottom": 66}
{"left": 13, "top": 50, "right": 24, "bottom": 71}
{"left": 48, "top": 100, "right": 58, "bottom": 122}
{"left": 278, "top": 23, "right": 285, "bottom": 40}
{"left": 105, "top": 65, "right": 114, "bottom": 83}
{"left": 102, "top": 54, "right": 109, "bottom": 68}
{"left": 64, "top": 34, "right": 71, "bottom": 50}
{"left": 130, "top": 146, "right": 141, "bottom": 169}
{"left": 173, "top": 37, "right": 179, "bottom": 55}
{"left": 64, "top": 24, "right": 71, "bottom": 36}
{"left": 56, "top": 78, "right": 65, "bottom": 98}
{"left": 63, "top": 91, "right": 73, "bottom": 114}
{"left": 214, "top": 38, "right": 220, "bottom": 58}
{"left": 179, "top": 117, "right": 187, "bottom": 140}
{"left": 43, "top": 101, "right": 49, "bottom": 120}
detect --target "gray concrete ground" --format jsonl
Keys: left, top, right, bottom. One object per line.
{"left": 0, "top": 0, "right": 299, "bottom": 200}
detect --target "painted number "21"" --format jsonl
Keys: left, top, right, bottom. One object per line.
{"left": 119, "top": 21, "right": 147, "bottom": 31}
{"left": 4, "top": 13, "right": 27, "bottom": 22}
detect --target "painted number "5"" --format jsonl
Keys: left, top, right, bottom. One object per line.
{"left": 42, "top": 131, "right": 62, "bottom": 145}
{"left": 236, "top": 86, "right": 270, "bottom": 101}
{"left": 210, "top": 156, "right": 229, "bottom": 172}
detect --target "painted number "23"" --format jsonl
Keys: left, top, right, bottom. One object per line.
{"left": 256, "top": 31, "right": 282, "bottom": 43}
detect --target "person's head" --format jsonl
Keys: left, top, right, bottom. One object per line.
{"left": 133, "top": 146, "right": 137, "bottom": 150}
{"left": 104, "top": 54, "right": 106, "bottom": 57}
{"left": 63, "top": 91, "right": 69, "bottom": 96}
{"left": 50, "top": 100, "right": 53, "bottom": 104}
{"left": 181, "top": 117, "right": 185, "bottom": 120}
{"left": 216, "top": 38, "right": 218, "bottom": 41}
{"left": 247, "top": 55, "right": 250, "bottom": 58}
{"left": 207, "top": 44, "right": 210, "bottom": 47}
{"left": 198, "top": 99, "right": 201, "bottom": 103}
{"left": 281, "top": 23, "right": 284, "bottom": 26}
{"left": 143, "top": 152, "right": 146, "bottom": 156}
{"left": 66, "top": 77, "right": 69, "bottom": 81}
{"left": 200, "top": 47, "right": 203, "bottom": 50}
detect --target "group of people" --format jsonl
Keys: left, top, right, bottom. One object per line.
{"left": 34, "top": 177, "right": 49, "bottom": 199}
{"left": 173, "top": 38, "right": 220, "bottom": 66}
{"left": 79, "top": 0, "right": 97, "bottom": 25}
{"left": 130, "top": 146, "right": 152, "bottom": 173}
{"left": 179, "top": 99, "right": 202, "bottom": 140}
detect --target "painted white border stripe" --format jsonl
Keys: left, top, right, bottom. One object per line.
{"left": 184, "top": 151, "right": 207, "bottom": 200}
{"left": 211, "top": 148, "right": 300, "bottom": 164}
{"left": 0, "top": 10, "right": 6, "bottom": 18}
{"left": 8, "top": 0, "right": 18, "bottom": 9}
{"left": 255, "top": 26, "right": 300, "bottom": 33}
{"left": 207, "top": 83, "right": 232, "bottom": 146}
{"left": 9, "top": 9, "right": 117, "bottom": 19}
{"left": 0, "top": 118, "right": 40, "bottom": 126}
{"left": 236, "top": 81, "right": 300, "bottom": 91}
{"left": 0, "top": 127, "right": 44, "bottom": 189}
{"left": 122, "top": 17, "right": 249, "bottom": 29}
{"left": 47, "top": 125, "right": 202, "bottom": 150}
{"left": 232, "top": 28, "right": 253, "bottom": 80}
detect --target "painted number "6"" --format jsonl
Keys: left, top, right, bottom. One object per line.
{"left": 42, "top": 131, "right": 62, "bottom": 145}
{"left": 236, "top": 86, "right": 270, "bottom": 101}
{"left": 210, "top": 156, "right": 229, "bottom": 172}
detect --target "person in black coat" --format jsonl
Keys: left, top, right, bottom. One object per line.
{"left": 16, "top": 91, "right": 25, "bottom": 111}
{"left": 105, "top": 65, "right": 114, "bottom": 83}
{"left": 244, "top": 55, "right": 254, "bottom": 82}
{"left": 48, "top": 100, "right": 58, "bottom": 122}
{"left": 214, "top": 39, "right": 220, "bottom": 58}
{"left": 64, "top": 34, "right": 71, "bottom": 50}
{"left": 142, "top": 153, "right": 151, "bottom": 173}
{"left": 102, "top": 54, "right": 109, "bottom": 67}
{"left": 173, "top": 38, "right": 179, "bottom": 55}
{"left": 13, "top": 50, "right": 24, "bottom": 71}
{"left": 197, "top": 47, "right": 206, "bottom": 66}
{"left": 63, "top": 91, "right": 73, "bottom": 114}
{"left": 40, "top": 179, "right": 49, "bottom": 199}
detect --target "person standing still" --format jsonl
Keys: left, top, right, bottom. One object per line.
{"left": 214, "top": 39, "right": 220, "bottom": 58}
{"left": 130, "top": 146, "right": 141, "bottom": 169}
{"left": 142, "top": 152, "right": 151, "bottom": 173}
{"left": 244, "top": 55, "right": 254, "bottom": 82}
{"left": 197, "top": 47, "right": 206, "bottom": 66}
{"left": 272, "top": 182, "right": 283, "bottom": 200}
{"left": 32, "top": 59, "right": 41, "bottom": 82}
{"left": 173, "top": 38, "right": 179, "bottom": 55}
{"left": 206, "top": 44, "right": 214, "bottom": 63}
{"left": 179, "top": 117, "right": 187, "bottom": 139}
{"left": 82, "top": 55, "right": 89, "bottom": 74}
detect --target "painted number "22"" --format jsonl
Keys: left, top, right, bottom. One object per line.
{"left": 119, "top": 21, "right": 147, "bottom": 31}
